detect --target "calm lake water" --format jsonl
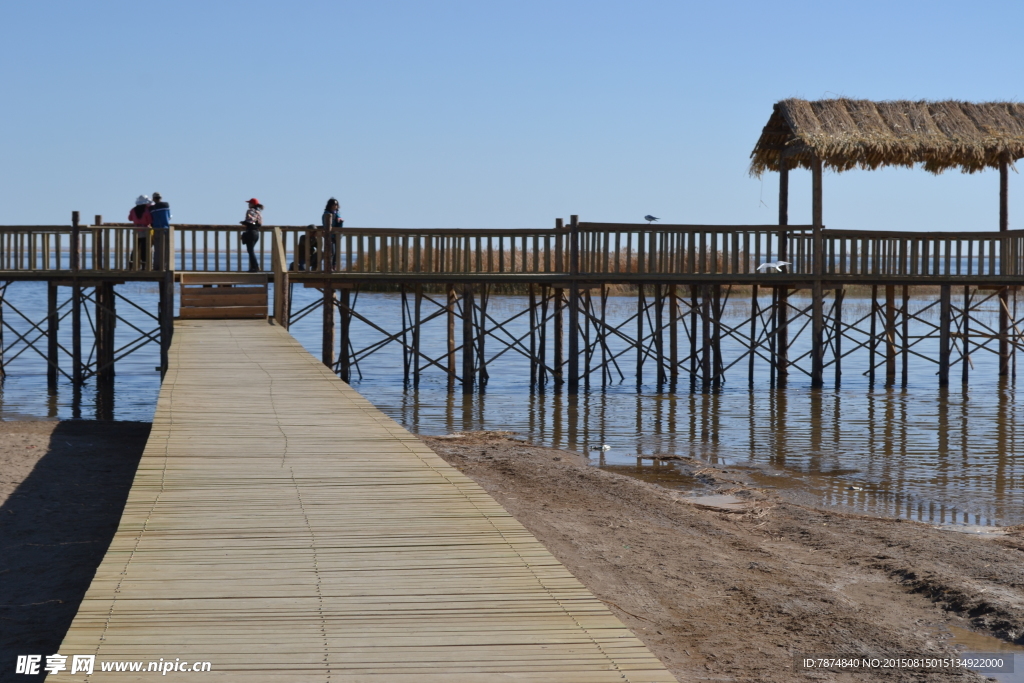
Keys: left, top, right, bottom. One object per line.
{"left": 0, "top": 281, "right": 1020, "bottom": 527}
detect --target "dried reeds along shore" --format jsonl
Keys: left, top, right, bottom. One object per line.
{"left": 750, "top": 98, "right": 1024, "bottom": 175}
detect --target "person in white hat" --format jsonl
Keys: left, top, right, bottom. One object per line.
{"left": 127, "top": 195, "right": 152, "bottom": 269}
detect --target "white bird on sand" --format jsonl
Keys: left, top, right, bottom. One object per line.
{"left": 756, "top": 261, "right": 792, "bottom": 273}
{"left": 644, "top": 215, "right": 659, "bottom": 224}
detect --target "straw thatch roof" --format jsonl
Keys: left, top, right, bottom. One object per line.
{"left": 750, "top": 98, "right": 1024, "bottom": 176}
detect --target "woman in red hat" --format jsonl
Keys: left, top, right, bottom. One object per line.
{"left": 240, "top": 198, "right": 263, "bottom": 272}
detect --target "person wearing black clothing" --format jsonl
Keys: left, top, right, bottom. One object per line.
{"left": 240, "top": 198, "right": 263, "bottom": 272}
{"left": 321, "top": 197, "right": 343, "bottom": 270}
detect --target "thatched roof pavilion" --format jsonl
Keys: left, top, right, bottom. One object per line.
{"left": 750, "top": 98, "right": 1024, "bottom": 176}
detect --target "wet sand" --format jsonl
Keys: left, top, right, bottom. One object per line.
{"left": 3, "top": 421, "right": 1022, "bottom": 681}
{"left": 424, "top": 431, "right": 1024, "bottom": 682}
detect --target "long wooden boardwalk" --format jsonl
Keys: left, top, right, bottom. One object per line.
{"left": 57, "top": 320, "right": 675, "bottom": 681}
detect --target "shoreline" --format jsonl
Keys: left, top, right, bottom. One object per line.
{"left": 2, "top": 420, "right": 1022, "bottom": 681}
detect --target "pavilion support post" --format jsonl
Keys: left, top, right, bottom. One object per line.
{"left": 777, "top": 164, "right": 790, "bottom": 385}
{"left": 447, "top": 284, "right": 456, "bottom": 390}
{"left": 568, "top": 215, "right": 580, "bottom": 394}
{"left": 810, "top": 156, "right": 824, "bottom": 388}
{"left": 769, "top": 287, "right": 777, "bottom": 386}
{"left": 47, "top": 282, "right": 59, "bottom": 390}
{"left": 885, "top": 285, "right": 897, "bottom": 384}
{"left": 338, "top": 288, "right": 351, "bottom": 383}
{"left": 322, "top": 286, "right": 335, "bottom": 370}
{"left": 462, "top": 285, "right": 475, "bottom": 394}
{"left": 553, "top": 287, "right": 564, "bottom": 387}
{"left": 939, "top": 284, "right": 951, "bottom": 386}
{"left": 999, "top": 155, "right": 1009, "bottom": 375}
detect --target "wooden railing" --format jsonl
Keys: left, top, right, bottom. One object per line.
{"left": 0, "top": 222, "right": 1021, "bottom": 278}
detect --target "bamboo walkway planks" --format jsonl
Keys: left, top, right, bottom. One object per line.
{"left": 57, "top": 319, "right": 675, "bottom": 681}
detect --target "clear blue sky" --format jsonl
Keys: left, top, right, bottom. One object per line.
{"left": 1, "top": 0, "right": 1020, "bottom": 230}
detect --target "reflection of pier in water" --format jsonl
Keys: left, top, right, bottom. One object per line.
{"left": 386, "top": 381, "right": 1023, "bottom": 527}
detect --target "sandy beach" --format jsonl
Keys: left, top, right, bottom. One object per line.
{"left": 3, "top": 421, "right": 1022, "bottom": 682}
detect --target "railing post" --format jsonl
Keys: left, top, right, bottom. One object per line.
{"left": 568, "top": 215, "right": 580, "bottom": 394}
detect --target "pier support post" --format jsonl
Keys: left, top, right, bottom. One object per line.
{"left": 901, "top": 285, "right": 910, "bottom": 386}
{"left": 447, "top": 284, "right": 456, "bottom": 390}
{"left": 748, "top": 284, "right": 759, "bottom": 387}
{"left": 553, "top": 287, "right": 564, "bottom": 387}
{"left": 636, "top": 285, "right": 645, "bottom": 389}
{"left": 869, "top": 285, "right": 878, "bottom": 385}
{"left": 96, "top": 281, "right": 115, "bottom": 383}
{"left": 71, "top": 211, "right": 82, "bottom": 386}
{"left": 701, "top": 286, "right": 712, "bottom": 391}
{"left": 712, "top": 284, "right": 723, "bottom": 388}
{"left": 338, "top": 288, "right": 351, "bottom": 383}
{"left": 885, "top": 285, "right": 897, "bottom": 384}
{"left": 689, "top": 285, "right": 699, "bottom": 389}
{"left": 159, "top": 272, "right": 173, "bottom": 379}
{"left": 962, "top": 286, "right": 971, "bottom": 385}
{"left": 412, "top": 287, "right": 421, "bottom": 388}
{"left": 529, "top": 284, "right": 538, "bottom": 388}
{"left": 669, "top": 285, "right": 679, "bottom": 386}
{"left": 834, "top": 287, "right": 844, "bottom": 387}
{"left": 462, "top": 285, "right": 475, "bottom": 393}
{"left": 47, "top": 282, "right": 59, "bottom": 389}
{"left": 654, "top": 284, "right": 665, "bottom": 387}
{"left": 568, "top": 215, "right": 580, "bottom": 394}
{"left": 939, "top": 284, "right": 951, "bottom": 386}
{"left": 322, "top": 286, "right": 335, "bottom": 370}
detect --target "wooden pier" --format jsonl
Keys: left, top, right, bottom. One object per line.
{"left": 0, "top": 216, "right": 1022, "bottom": 394}
{"left": 56, "top": 319, "right": 674, "bottom": 681}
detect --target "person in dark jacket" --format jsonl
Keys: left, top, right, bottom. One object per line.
{"left": 128, "top": 195, "right": 151, "bottom": 269}
{"left": 240, "top": 198, "right": 263, "bottom": 272}
{"left": 321, "top": 197, "right": 343, "bottom": 270}
{"left": 150, "top": 192, "right": 171, "bottom": 269}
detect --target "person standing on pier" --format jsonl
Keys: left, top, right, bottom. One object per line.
{"left": 240, "top": 198, "right": 263, "bottom": 272}
{"left": 150, "top": 192, "right": 172, "bottom": 269}
{"left": 128, "top": 195, "right": 151, "bottom": 270}
{"left": 321, "top": 197, "right": 343, "bottom": 270}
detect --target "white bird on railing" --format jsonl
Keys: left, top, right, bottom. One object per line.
{"left": 644, "top": 215, "right": 659, "bottom": 224}
{"left": 756, "top": 261, "right": 791, "bottom": 273}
